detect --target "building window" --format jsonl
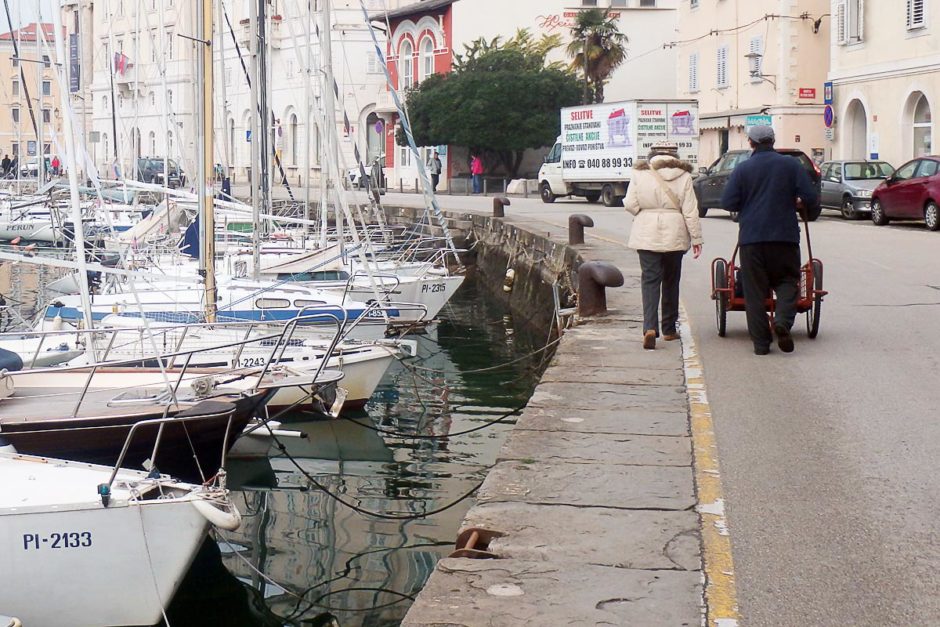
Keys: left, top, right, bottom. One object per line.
{"left": 42, "top": 80, "right": 51, "bottom": 96}
{"left": 11, "top": 108, "right": 19, "bottom": 123}
{"left": 638, "top": 0, "right": 655, "bottom": 6}
{"left": 290, "top": 113, "right": 298, "bottom": 165}
{"left": 149, "top": 130, "right": 156, "bottom": 155}
{"left": 688, "top": 53, "right": 699, "bottom": 92}
{"left": 913, "top": 94, "right": 932, "bottom": 156}
{"left": 167, "top": 30, "right": 174, "bottom": 59}
{"left": 907, "top": 0, "right": 926, "bottom": 29}
{"left": 419, "top": 37, "right": 434, "bottom": 83}
{"left": 837, "top": 0, "right": 864, "bottom": 44}
{"left": 716, "top": 45, "right": 729, "bottom": 88}
{"left": 11, "top": 79, "right": 18, "bottom": 96}
{"left": 691, "top": 0, "right": 699, "bottom": 8}
{"left": 367, "top": 50, "right": 381, "bottom": 74}
{"left": 42, "top": 55, "right": 50, "bottom": 68}
{"left": 748, "top": 36, "right": 763, "bottom": 82}
{"left": 42, "top": 109, "right": 51, "bottom": 123}
{"left": 151, "top": 28, "right": 158, "bottom": 61}
{"left": 611, "top": 0, "right": 627, "bottom": 7}
{"left": 11, "top": 142, "right": 18, "bottom": 156}
{"left": 11, "top": 56, "right": 17, "bottom": 67}
{"left": 398, "top": 39, "right": 413, "bottom": 91}
{"left": 582, "top": 0, "right": 598, "bottom": 5}
{"left": 399, "top": 143, "right": 411, "bottom": 167}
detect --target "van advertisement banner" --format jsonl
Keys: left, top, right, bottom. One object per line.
{"left": 560, "top": 101, "right": 699, "bottom": 181}
{"left": 560, "top": 102, "right": 638, "bottom": 182}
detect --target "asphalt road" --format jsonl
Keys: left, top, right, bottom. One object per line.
{"left": 372, "top": 191, "right": 940, "bottom": 626}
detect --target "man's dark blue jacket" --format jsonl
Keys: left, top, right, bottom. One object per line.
{"left": 720, "top": 146, "right": 819, "bottom": 245}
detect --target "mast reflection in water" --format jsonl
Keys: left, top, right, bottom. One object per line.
{"left": 166, "top": 275, "right": 554, "bottom": 626}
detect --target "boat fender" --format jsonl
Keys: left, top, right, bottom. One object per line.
{"left": 0, "top": 348, "right": 23, "bottom": 372}
{"left": 192, "top": 495, "right": 242, "bottom": 531}
{"left": 503, "top": 268, "right": 516, "bottom": 293}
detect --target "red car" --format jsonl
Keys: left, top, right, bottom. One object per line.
{"left": 870, "top": 156, "right": 940, "bottom": 230}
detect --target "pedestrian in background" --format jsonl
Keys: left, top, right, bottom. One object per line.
{"left": 470, "top": 154, "right": 483, "bottom": 194}
{"left": 51, "top": 155, "right": 61, "bottom": 177}
{"left": 624, "top": 141, "right": 703, "bottom": 350}
{"left": 427, "top": 150, "right": 442, "bottom": 192}
{"left": 1, "top": 154, "right": 10, "bottom": 177}
{"left": 720, "top": 125, "right": 818, "bottom": 355}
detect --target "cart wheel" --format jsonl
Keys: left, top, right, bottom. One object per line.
{"left": 714, "top": 259, "right": 728, "bottom": 337}
{"left": 806, "top": 259, "right": 823, "bottom": 339}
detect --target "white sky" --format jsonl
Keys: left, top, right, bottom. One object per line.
{"left": 3, "top": 0, "right": 58, "bottom": 30}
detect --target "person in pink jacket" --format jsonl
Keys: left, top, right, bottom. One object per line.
{"left": 470, "top": 154, "right": 483, "bottom": 194}
{"left": 624, "top": 141, "right": 704, "bottom": 350}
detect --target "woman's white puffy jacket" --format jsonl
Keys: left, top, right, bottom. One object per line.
{"left": 624, "top": 155, "right": 704, "bottom": 252}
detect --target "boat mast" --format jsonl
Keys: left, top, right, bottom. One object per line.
{"left": 197, "top": 0, "right": 217, "bottom": 321}
{"left": 248, "top": 0, "right": 260, "bottom": 279}
{"left": 52, "top": 2, "right": 96, "bottom": 343}
{"left": 321, "top": 0, "right": 341, "bottom": 253}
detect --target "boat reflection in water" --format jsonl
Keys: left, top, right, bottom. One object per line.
{"left": 167, "top": 277, "right": 551, "bottom": 626}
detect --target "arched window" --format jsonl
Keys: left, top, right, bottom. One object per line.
{"left": 103, "top": 132, "right": 109, "bottom": 160}
{"left": 399, "top": 39, "right": 413, "bottom": 91}
{"left": 419, "top": 37, "right": 434, "bottom": 83}
{"left": 149, "top": 91, "right": 155, "bottom": 106}
{"left": 102, "top": 95, "right": 108, "bottom": 111}
{"left": 167, "top": 130, "right": 174, "bottom": 155}
{"left": 149, "top": 130, "right": 156, "bottom": 155}
{"left": 167, "top": 90, "right": 173, "bottom": 107}
{"left": 289, "top": 113, "right": 298, "bottom": 165}
{"left": 366, "top": 112, "right": 383, "bottom": 162}
{"left": 914, "top": 94, "right": 932, "bottom": 158}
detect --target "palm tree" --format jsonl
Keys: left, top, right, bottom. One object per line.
{"left": 567, "top": 9, "right": 628, "bottom": 104}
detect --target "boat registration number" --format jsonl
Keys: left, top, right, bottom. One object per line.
{"left": 421, "top": 283, "right": 446, "bottom": 294}
{"left": 235, "top": 357, "right": 268, "bottom": 368}
{"left": 22, "top": 532, "right": 93, "bottom": 550}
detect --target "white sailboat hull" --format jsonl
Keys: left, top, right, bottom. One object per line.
{"left": 0, "top": 219, "right": 62, "bottom": 242}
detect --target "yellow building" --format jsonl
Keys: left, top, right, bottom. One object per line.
{"left": 829, "top": 0, "right": 937, "bottom": 166}
{"left": 0, "top": 23, "right": 63, "bottom": 169}
{"left": 676, "top": 1, "right": 831, "bottom": 167}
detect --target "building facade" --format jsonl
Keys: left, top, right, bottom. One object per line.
{"left": 828, "top": 0, "right": 937, "bottom": 166}
{"left": 375, "top": 0, "right": 679, "bottom": 191}
{"left": 676, "top": 0, "right": 831, "bottom": 167}
{"left": 0, "top": 23, "right": 63, "bottom": 168}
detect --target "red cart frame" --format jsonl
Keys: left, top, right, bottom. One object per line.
{"left": 710, "top": 217, "right": 829, "bottom": 338}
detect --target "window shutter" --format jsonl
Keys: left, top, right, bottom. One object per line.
{"left": 836, "top": 1, "right": 847, "bottom": 44}
{"left": 717, "top": 46, "right": 728, "bottom": 88}
{"left": 847, "top": 0, "right": 863, "bottom": 41}
{"left": 908, "top": 0, "right": 926, "bottom": 29}
{"left": 749, "top": 36, "right": 763, "bottom": 81}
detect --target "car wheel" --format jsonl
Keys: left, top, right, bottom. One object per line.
{"left": 806, "top": 203, "right": 822, "bottom": 222}
{"left": 601, "top": 184, "right": 620, "bottom": 207}
{"left": 713, "top": 259, "right": 728, "bottom": 337}
{"left": 925, "top": 201, "right": 940, "bottom": 231}
{"left": 585, "top": 192, "right": 601, "bottom": 203}
{"left": 698, "top": 205, "right": 708, "bottom": 218}
{"left": 840, "top": 196, "right": 858, "bottom": 220}
{"left": 871, "top": 198, "right": 889, "bottom": 226}
{"left": 539, "top": 182, "right": 556, "bottom": 204}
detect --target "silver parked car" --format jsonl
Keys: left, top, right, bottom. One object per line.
{"left": 820, "top": 160, "right": 895, "bottom": 219}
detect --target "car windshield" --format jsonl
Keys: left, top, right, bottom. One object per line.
{"left": 844, "top": 162, "right": 893, "bottom": 180}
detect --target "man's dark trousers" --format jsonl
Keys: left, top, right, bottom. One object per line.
{"left": 739, "top": 242, "right": 800, "bottom": 350}
{"left": 638, "top": 250, "right": 684, "bottom": 336}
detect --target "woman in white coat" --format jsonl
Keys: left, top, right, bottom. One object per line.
{"left": 624, "top": 142, "right": 704, "bottom": 350}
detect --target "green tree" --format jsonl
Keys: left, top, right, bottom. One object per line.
{"left": 398, "top": 31, "right": 580, "bottom": 177}
{"left": 567, "top": 9, "right": 628, "bottom": 104}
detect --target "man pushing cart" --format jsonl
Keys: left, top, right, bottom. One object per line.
{"left": 715, "top": 125, "right": 824, "bottom": 355}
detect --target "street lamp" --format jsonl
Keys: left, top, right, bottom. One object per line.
{"left": 744, "top": 52, "right": 777, "bottom": 89}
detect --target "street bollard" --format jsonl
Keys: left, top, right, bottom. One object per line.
{"left": 483, "top": 178, "right": 488, "bottom": 195}
{"left": 568, "top": 214, "right": 595, "bottom": 245}
{"left": 577, "top": 261, "right": 624, "bottom": 317}
{"left": 493, "top": 196, "right": 510, "bottom": 217}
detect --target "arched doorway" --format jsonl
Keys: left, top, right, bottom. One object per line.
{"left": 845, "top": 99, "right": 867, "bottom": 159}
{"left": 366, "top": 112, "right": 383, "bottom": 162}
{"left": 902, "top": 91, "right": 933, "bottom": 159}
{"left": 289, "top": 113, "right": 298, "bottom": 166}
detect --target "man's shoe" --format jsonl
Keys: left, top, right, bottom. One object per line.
{"left": 754, "top": 345, "right": 770, "bottom": 355}
{"left": 774, "top": 324, "right": 794, "bottom": 353}
{"left": 643, "top": 330, "right": 657, "bottom": 350}
{"left": 663, "top": 332, "right": 680, "bottom": 341}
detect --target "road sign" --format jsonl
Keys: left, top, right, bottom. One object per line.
{"left": 825, "top": 128, "right": 834, "bottom": 141}
{"left": 824, "top": 81, "right": 833, "bottom": 105}
{"left": 823, "top": 105, "right": 834, "bottom": 128}
{"left": 799, "top": 88, "right": 816, "bottom": 99}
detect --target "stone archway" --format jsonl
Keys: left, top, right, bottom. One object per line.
{"left": 844, "top": 99, "right": 868, "bottom": 159}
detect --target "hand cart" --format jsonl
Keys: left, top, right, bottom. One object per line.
{"left": 710, "top": 215, "right": 828, "bottom": 338}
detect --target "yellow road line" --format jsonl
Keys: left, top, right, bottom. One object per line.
{"left": 679, "top": 303, "right": 741, "bottom": 627}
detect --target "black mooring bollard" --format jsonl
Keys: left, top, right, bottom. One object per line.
{"left": 493, "top": 196, "right": 510, "bottom": 218}
{"left": 568, "top": 214, "right": 595, "bottom": 245}
{"left": 577, "top": 261, "right": 624, "bottom": 316}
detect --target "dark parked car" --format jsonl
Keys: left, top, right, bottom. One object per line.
{"left": 137, "top": 157, "right": 186, "bottom": 188}
{"left": 820, "top": 160, "right": 894, "bottom": 219}
{"left": 693, "top": 148, "right": 822, "bottom": 220}
{"left": 870, "top": 156, "right": 940, "bottom": 230}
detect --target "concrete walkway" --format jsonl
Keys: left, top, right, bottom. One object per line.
{"left": 396, "top": 209, "right": 712, "bottom": 626}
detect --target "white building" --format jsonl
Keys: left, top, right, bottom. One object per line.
{"left": 828, "top": 0, "right": 937, "bottom": 166}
